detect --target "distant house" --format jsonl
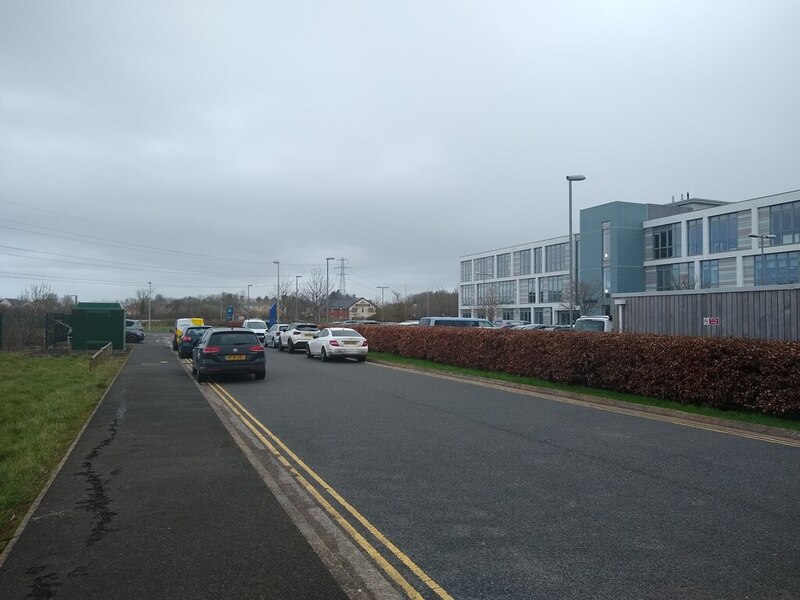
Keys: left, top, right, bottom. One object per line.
{"left": 328, "top": 297, "right": 377, "bottom": 321}
{"left": 0, "top": 298, "right": 21, "bottom": 309}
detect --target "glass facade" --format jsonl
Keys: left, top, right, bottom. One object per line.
{"left": 497, "top": 253, "right": 511, "bottom": 278}
{"left": 770, "top": 201, "right": 800, "bottom": 245}
{"left": 460, "top": 284, "right": 474, "bottom": 305}
{"left": 701, "top": 259, "right": 719, "bottom": 288}
{"left": 687, "top": 219, "right": 703, "bottom": 255}
{"left": 474, "top": 256, "right": 493, "bottom": 280}
{"left": 460, "top": 260, "right": 472, "bottom": 282}
{"left": 533, "top": 247, "right": 542, "bottom": 273}
{"left": 513, "top": 249, "right": 531, "bottom": 276}
{"left": 545, "top": 243, "right": 569, "bottom": 272}
{"left": 709, "top": 213, "right": 739, "bottom": 253}
{"left": 653, "top": 223, "right": 681, "bottom": 259}
{"left": 754, "top": 251, "right": 800, "bottom": 285}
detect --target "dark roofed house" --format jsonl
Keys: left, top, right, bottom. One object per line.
{"left": 328, "top": 297, "right": 377, "bottom": 321}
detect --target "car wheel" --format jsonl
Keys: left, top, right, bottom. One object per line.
{"left": 254, "top": 370, "right": 266, "bottom": 380}
{"left": 195, "top": 369, "right": 206, "bottom": 382}
{"left": 191, "top": 364, "right": 197, "bottom": 374}
{"left": 357, "top": 355, "right": 367, "bottom": 362}
{"left": 278, "top": 340, "right": 284, "bottom": 351}
{"left": 306, "top": 347, "right": 313, "bottom": 359}
{"left": 288, "top": 340, "right": 295, "bottom": 354}
{"left": 321, "top": 348, "right": 329, "bottom": 362}
{"left": 126, "top": 334, "right": 137, "bottom": 343}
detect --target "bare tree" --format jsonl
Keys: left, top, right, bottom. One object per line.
{"left": 477, "top": 282, "right": 503, "bottom": 322}
{"left": 561, "top": 280, "right": 602, "bottom": 317}
{"left": 273, "top": 278, "right": 293, "bottom": 322}
{"left": 301, "top": 268, "right": 328, "bottom": 322}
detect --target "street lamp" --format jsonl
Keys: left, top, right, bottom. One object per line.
{"left": 147, "top": 282, "right": 151, "bottom": 331}
{"left": 326, "top": 257, "right": 335, "bottom": 323}
{"left": 566, "top": 175, "right": 586, "bottom": 324}
{"left": 749, "top": 233, "right": 776, "bottom": 286}
{"left": 377, "top": 286, "right": 388, "bottom": 322}
{"left": 273, "top": 260, "right": 280, "bottom": 322}
{"left": 295, "top": 275, "right": 302, "bottom": 320}
{"left": 247, "top": 284, "right": 252, "bottom": 318}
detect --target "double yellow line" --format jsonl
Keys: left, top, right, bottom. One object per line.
{"left": 207, "top": 381, "right": 453, "bottom": 600}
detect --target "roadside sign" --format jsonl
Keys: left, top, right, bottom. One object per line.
{"left": 226, "top": 305, "right": 234, "bottom": 321}
{"left": 703, "top": 317, "right": 720, "bottom": 326}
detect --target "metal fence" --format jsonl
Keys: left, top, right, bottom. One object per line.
{"left": 615, "top": 286, "right": 800, "bottom": 341}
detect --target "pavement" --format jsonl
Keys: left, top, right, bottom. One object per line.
{"left": 0, "top": 335, "right": 368, "bottom": 600}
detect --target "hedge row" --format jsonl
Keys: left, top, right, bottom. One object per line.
{"left": 354, "top": 326, "right": 800, "bottom": 419}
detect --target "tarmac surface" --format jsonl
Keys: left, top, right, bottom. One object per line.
{"left": 0, "top": 337, "right": 360, "bottom": 600}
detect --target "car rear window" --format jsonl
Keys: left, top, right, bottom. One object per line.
{"left": 333, "top": 329, "right": 360, "bottom": 337}
{"left": 294, "top": 325, "right": 318, "bottom": 331}
{"left": 245, "top": 320, "right": 267, "bottom": 328}
{"left": 210, "top": 332, "right": 259, "bottom": 345}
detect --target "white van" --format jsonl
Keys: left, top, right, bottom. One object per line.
{"left": 573, "top": 315, "right": 614, "bottom": 332}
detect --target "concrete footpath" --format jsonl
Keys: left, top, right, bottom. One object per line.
{"left": 0, "top": 337, "right": 355, "bottom": 599}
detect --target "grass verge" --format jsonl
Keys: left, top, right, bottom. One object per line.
{"left": 0, "top": 351, "right": 127, "bottom": 553}
{"left": 368, "top": 352, "right": 800, "bottom": 433}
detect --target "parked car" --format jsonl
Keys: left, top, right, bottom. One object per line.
{"left": 541, "top": 325, "right": 574, "bottom": 332}
{"left": 242, "top": 318, "right": 269, "bottom": 343}
{"left": 516, "top": 324, "right": 549, "bottom": 331}
{"left": 172, "top": 317, "right": 205, "bottom": 350}
{"left": 266, "top": 323, "right": 289, "bottom": 348}
{"left": 177, "top": 325, "right": 213, "bottom": 358}
{"left": 417, "top": 317, "right": 495, "bottom": 328}
{"left": 278, "top": 323, "right": 319, "bottom": 353}
{"left": 574, "top": 315, "right": 614, "bottom": 332}
{"left": 192, "top": 327, "right": 266, "bottom": 381}
{"left": 306, "top": 327, "right": 368, "bottom": 362}
{"left": 125, "top": 319, "right": 145, "bottom": 343}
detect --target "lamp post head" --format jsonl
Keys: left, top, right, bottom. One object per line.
{"left": 566, "top": 175, "right": 586, "bottom": 182}
{"left": 326, "top": 257, "right": 335, "bottom": 261}
{"left": 273, "top": 260, "right": 279, "bottom": 265}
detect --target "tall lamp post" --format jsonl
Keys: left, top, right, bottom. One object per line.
{"left": 377, "top": 286, "right": 388, "bottom": 322}
{"left": 748, "top": 233, "right": 776, "bottom": 286}
{"left": 566, "top": 174, "right": 586, "bottom": 325}
{"left": 294, "top": 275, "right": 302, "bottom": 320}
{"left": 326, "top": 257, "right": 335, "bottom": 323}
{"left": 147, "top": 282, "right": 152, "bottom": 331}
{"left": 273, "top": 260, "right": 280, "bottom": 322}
{"left": 247, "top": 284, "right": 252, "bottom": 318}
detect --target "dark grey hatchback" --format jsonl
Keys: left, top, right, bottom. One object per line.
{"left": 192, "top": 327, "right": 266, "bottom": 382}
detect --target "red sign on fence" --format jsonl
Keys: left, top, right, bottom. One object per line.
{"left": 703, "top": 317, "right": 720, "bottom": 326}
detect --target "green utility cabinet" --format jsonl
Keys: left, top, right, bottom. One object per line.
{"left": 71, "top": 302, "right": 125, "bottom": 350}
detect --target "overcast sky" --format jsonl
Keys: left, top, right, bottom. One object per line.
{"left": 2, "top": 1, "right": 798, "bottom": 305}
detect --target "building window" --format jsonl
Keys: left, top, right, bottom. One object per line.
{"left": 653, "top": 223, "right": 681, "bottom": 259}
{"left": 602, "top": 222, "right": 610, "bottom": 261}
{"left": 497, "top": 253, "right": 511, "bottom": 278}
{"left": 460, "top": 285, "right": 474, "bottom": 306}
{"left": 497, "top": 280, "right": 516, "bottom": 303}
{"left": 533, "top": 307, "right": 552, "bottom": 325}
{"left": 755, "top": 251, "right": 800, "bottom": 285}
{"left": 519, "top": 308, "right": 531, "bottom": 322}
{"left": 523, "top": 278, "right": 535, "bottom": 303}
{"left": 533, "top": 247, "right": 542, "bottom": 273}
{"left": 709, "top": 213, "right": 739, "bottom": 253}
{"left": 460, "top": 260, "right": 473, "bottom": 283}
{"left": 545, "top": 243, "right": 569, "bottom": 272}
{"left": 540, "top": 275, "right": 566, "bottom": 303}
{"left": 701, "top": 260, "right": 719, "bottom": 288}
{"left": 656, "top": 264, "right": 681, "bottom": 291}
{"left": 602, "top": 266, "right": 611, "bottom": 297}
{"left": 474, "top": 256, "right": 493, "bottom": 280}
{"left": 513, "top": 249, "right": 531, "bottom": 276}
{"left": 770, "top": 201, "right": 800, "bottom": 245}
{"left": 687, "top": 219, "right": 703, "bottom": 256}
{"left": 502, "top": 309, "right": 514, "bottom": 320}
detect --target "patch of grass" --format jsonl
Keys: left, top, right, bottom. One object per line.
{"left": 368, "top": 352, "right": 800, "bottom": 433}
{"left": 0, "top": 351, "right": 126, "bottom": 552}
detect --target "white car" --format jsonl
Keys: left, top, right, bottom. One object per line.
{"left": 242, "top": 318, "right": 269, "bottom": 344}
{"left": 278, "top": 323, "right": 319, "bottom": 353}
{"left": 305, "top": 327, "right": 368, "bottom": 362}
{"left": 266, "top": 323, "right": 289, "bottom": 348}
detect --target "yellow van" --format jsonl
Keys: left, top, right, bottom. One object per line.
{"left": 172, "top": 317, "right": 205, "bottom": 350}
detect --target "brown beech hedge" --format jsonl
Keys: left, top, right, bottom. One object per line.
{"left": 354, "top": 326, "right": 800, "bottom": 418}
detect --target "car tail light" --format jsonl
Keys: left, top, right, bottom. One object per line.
{"left": 182, "top": 335, "right": 192, "bottom": 342}
{"left": 329, "top": 340, "right": 340, "bottom": 346}
{"left": 248, "top": 345, "right": 264, "bottom": 352}
{"left": 203, "top": 346, "right": 221, "bottom": 354}
{"left": 361, "top": 340, "right": 368, "bottom": 346}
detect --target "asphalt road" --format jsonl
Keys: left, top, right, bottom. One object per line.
{"left": 218, "top": 345, "right": 800, "bottom": 600}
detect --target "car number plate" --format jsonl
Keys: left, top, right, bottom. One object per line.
{"left": 226, "top": 354, "right": 246, "bottom": 361}
{"left": 343, "top": 341, "right": 357, "bottom": 345}
{"left": 303, "top": 333, "right": 314, "bottom": 338}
